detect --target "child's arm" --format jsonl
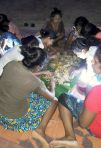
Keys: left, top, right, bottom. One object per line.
{"left": 38, "top": 76, "right": 57, "bottom": 101}
{"left": 33, "top": 70, "right": 53, "bottom": 77}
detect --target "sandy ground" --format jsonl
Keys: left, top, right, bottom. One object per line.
{"left": 0, "top": 0, "right": 101, "bottom": 32}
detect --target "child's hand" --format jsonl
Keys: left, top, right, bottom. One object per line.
{"left": 50, "top": 77, "right": 56, "bottom": 96}
{"left": 57, "top": 32, "right": 61, "bottom": 37}
{"left": 50, "top": 77, "right": 55, "bottom": 88}
{"left": 43, "top": 71, "right": 54, "bottom": 77}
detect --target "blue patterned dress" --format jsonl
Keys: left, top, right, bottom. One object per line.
{"left": 0, "top": 92, "right": 51, "bottom": 132}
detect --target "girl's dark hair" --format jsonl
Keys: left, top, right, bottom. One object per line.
{"left": 21, "top": 35, "right": 39, "bottom": 47}
{"left": 71, "top": 37, "right": 101, "bottom": 53}
{"left": 87, "top": 36, "right": 101, "bottom": 47}
{"left": 74, "top": 16, "right": 89, "bottom": 28}
{"left": 40, "top": 28, "right": 56, "bottom": 39}
{"left": 0, "top": 24, "right": 9, "bottom": 32}
{"left": 50, "top": 7, "right": 62, "bottom": 18}
{"left": 21, "top": 47, "right": 48, "bottom": 69}
{"left": 0, "top": 14, "right": 9, "bottom": 32}
{"left": 81, "top": 23, "right": 101, "bottom": 37}
{"left": 71, "top": 38, "right": 89, "bottom": 52}
{"left": 0, "top": 14, "right": 9, "bottom": 23}
{"left": 94, "top": 45, "right": 101, "bottom": 63}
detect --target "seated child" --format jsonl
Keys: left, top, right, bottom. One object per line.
{"left": 65, "top": 16, "right": 89, "bottom": 50}
{"left": 43, "top": 8, "right": 65, "bottom": 53}
{"left": 69, "top": 38, "right": 101, "bottom": 100}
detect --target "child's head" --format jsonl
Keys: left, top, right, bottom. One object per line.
{"left": 50, "top": 8, "right": 62, "bottom": 24}
{"left": 0, "top": 14, "right": 9, "bottom": 23}
{"left": 21, "top": 46, "right": 48, "bottom": 71}
{"left": 21, "top": 35, "right": 39, "bottom": 48}
{"left": 40, "top": 29, "right": 56, "bottom": 47}
{"left": 0, "top": 14, "right": 9, "bottom": 33}
{"left": 81, "top": 23, "right": 101, "bottom": 37}
{"left": 73, "top": 16, "right": 89, "bottom": 36}
{"left": 71, "top": 38, "right": 89, "bottom": 59}
{"left": 92, "top": 45, "right": 101, "bottom": 74}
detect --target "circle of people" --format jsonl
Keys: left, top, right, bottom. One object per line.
{"left": 0, "top": 7, "right": 101, "bottom": 147}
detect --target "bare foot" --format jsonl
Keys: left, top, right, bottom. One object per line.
{"left": 50, "top": 138, "right": 78, "bottom": 148}
{"left": 35, "top": 128, "right": 45, "bottom": 137}
{"left": 35, "top": 128, "right": 53, "bottom": 143}
{"left": 32, "top": 131, "right": 49, "bottom": 148}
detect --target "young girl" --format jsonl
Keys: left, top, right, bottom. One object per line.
{"left": 65, "top": 16, "right": 89, "bottom": 50}
{"left": 21, "top": 28, "right": 56, "bottom": 55}
{"left": 50, "top": 40, "right": 101, "bottom": 148}
{"left": 70, "top": 37, "right": 101, "bottom": 97}
{"left": 0, "top": 46, "right": 58, "bottom": 147}
{"left": 44, "top": 8, "right": 65, "bottom": 53}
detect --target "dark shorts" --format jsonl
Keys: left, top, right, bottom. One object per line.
{"left": 58, "top": 93, "right": 95, "bottom": 136}
{"left": 58, "top": 93, "right": 84, "bottom": 120}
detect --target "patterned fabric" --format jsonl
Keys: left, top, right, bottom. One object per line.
{"left": 0, "top": 93, "right": 51, "bottom": 132}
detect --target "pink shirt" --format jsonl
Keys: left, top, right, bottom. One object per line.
{"left": 85, "top": 85, "right": 101, "bottom": 138}
{"left": 96, "top": 32, "right": 101, "bottom": 40}
{"left": 95, "top": 27, "right": 101, "bottom": 40}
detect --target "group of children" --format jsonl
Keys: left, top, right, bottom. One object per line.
{"left": 0, "top": 8, "right": 101, "bottom": 147}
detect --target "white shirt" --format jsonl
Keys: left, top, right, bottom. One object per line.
{"left": 36, "top": 36, "right": 44, "bottom": 49}
{"left": 0, "top": 46, "right": 24, "bottom": 76}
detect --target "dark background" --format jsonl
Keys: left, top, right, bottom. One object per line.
{"left": 0, "top": 0, "right": 101, "bottom": 30}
